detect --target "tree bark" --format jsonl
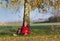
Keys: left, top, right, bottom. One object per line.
{"left": 19, "top": 0, "right": 31, "bottom": 35}
{"left": 23, "top": 0, "right": 31, "bottom": 27}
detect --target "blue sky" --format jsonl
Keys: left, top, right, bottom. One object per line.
{"left": 0, "top": 6, "right": 23, "bottom": 22}
{"left": 0, "top": 0, "right": 55, "bottom": 22}
{"left": 0, "top": 6, "right": 53, "bottom": 22}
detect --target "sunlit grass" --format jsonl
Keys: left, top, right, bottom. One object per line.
{"left": 0, "top": 25, "right": 60, "bottom": 36}
{"left": 0, "top": 22, "right": 60, "bottom": 26}
{"left": 0, "top": 35, "right": 60, "bottom": 41}
{"left": 0, "top": 23, "right": 60, "bottom": 41}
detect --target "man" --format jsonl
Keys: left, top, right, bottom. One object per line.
{"left": 17, "top": 22, "right": 30, "bottom": 35}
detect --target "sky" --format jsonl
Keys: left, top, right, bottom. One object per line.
{"left": 0, "top": 0, "right": 54, "bottom": 22}
{"left": 0, "top": 6, "right": 53, "bottom": 22}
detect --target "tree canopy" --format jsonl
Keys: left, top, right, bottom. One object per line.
{"left": 0, "top": 0, "right": 59, "bottom": 12}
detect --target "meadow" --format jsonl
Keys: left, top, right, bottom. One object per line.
{"left": 0, "top": 23, "right": 60, "bottom": 41}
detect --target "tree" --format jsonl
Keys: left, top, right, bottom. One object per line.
{"left": 0, "top": 0, "right": 59, "bottom": 34}
{"left": 49, "top": 0, "right": 58, "bottom": 31}
{"left": 22, "top": 0, "right": 42, "bottom": 34}
{"left": 0, "top": 0, "right": 42, "bottom": 35}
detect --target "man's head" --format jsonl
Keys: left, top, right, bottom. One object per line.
{"left": 24, "top": 21, "right": 27, "bottom": 26}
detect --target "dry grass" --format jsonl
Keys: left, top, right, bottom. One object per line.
{"left": 0, "top": 35, "right": 60, "bottom": 41}
{"left": 0, "top": 24, "right": 60, "bottom": 41}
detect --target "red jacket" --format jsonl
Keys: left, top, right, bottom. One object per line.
{"left": 20, "top": 26, "right": 30, "bottom": 34}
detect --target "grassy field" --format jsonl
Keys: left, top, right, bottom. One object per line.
{"left": 0, "top": 22, "right": 60, "bottom": 26}
{"left": 0, "top": 23, "right": 60, "bottom": 41}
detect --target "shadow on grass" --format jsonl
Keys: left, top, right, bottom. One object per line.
{"left": 30, "top": 26, "right": 50, "bottom": 29}
{"left": 0, "top": 26, "right": 60, "bottom": 36}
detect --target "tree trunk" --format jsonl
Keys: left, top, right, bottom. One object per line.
{"left": 19, "top": 0, "right": 31, "bottom": 35}
{"left": 57, "top": 1, "right": 59, "bottom": 22}
{"left": 23, "top": 0, "right": 31, "bottom": 27}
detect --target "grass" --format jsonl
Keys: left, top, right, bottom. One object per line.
{"left": 0, "top": 35, "right": 60, "bottom": 41}
{"left": 0, "top": 23, "right": 60, "bottom": 41}
{"left": 1, "top": 22, "right": 60, "bottom": 26}
{"left": 0, "top": 25, "right": 60, "bottom": 36}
